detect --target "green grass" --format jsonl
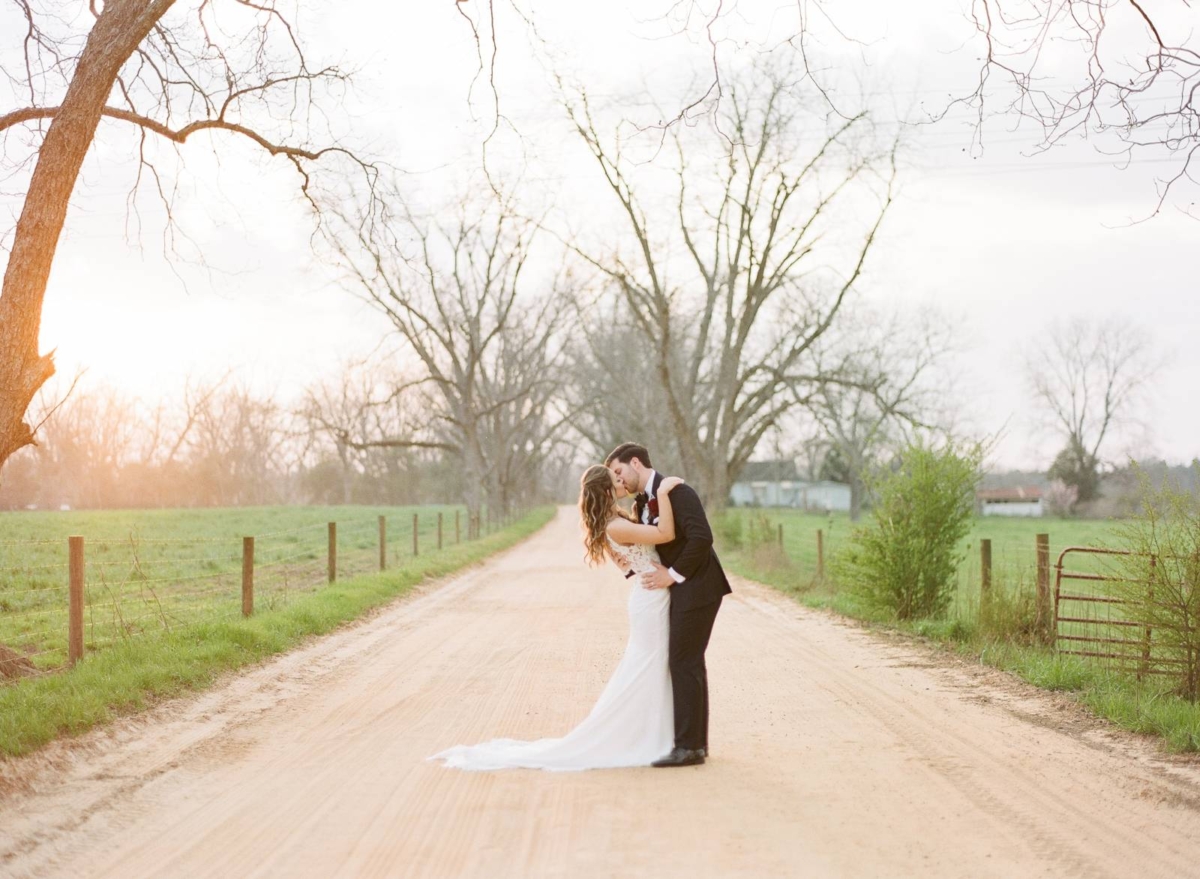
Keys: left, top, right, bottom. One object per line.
{"left": 968, "top": 642, "right": 1200, "bottom": 751}
{"left": 0, "top": 505, "right": 554, "bottom": 757}
{"left": 721, "top": 508, "right": 1122, "bottom": 599}
{"left": 0, "top": 504, "right": 476, "bottom": 670}
{"left": 718, "top": 508, "right": 1200, "bottom": 753}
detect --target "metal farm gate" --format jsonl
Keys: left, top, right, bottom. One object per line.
{"left": 1053, "top": 546, "right": 1184, "bottom": 678}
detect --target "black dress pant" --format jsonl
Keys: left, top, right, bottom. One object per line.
{"left": 668, "top": 595, "right": 722, "bottom": 751}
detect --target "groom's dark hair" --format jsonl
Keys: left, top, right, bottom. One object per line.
{"left": 606, "top": 442, "right": 652, "bottom": 469}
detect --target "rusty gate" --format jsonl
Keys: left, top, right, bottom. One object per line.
{"left": 1053, "top": 546, "right": 1172, "bottom": 676}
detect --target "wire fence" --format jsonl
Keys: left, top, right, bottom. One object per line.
{"left": 724, "top": 509, "right": 1123, "bottom": 639}
{"left": 725, "top": 509, "right": 1200, "bottom": 692}
{"left": 725, "top": 512, "right": 1102, "bottom": 599}
{"left": 0, "top": 504, "right": 528, "bottom": 686}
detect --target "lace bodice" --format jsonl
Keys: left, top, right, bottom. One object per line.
{"left": 608, "top": 538, "right": 660, "bottom": 575}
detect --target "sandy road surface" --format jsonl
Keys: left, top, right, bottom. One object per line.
{"left": 3, "top": 507, "right": 1200, "bottom": 878}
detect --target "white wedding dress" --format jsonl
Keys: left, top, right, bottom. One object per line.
{"left": 428, "top": 538, "right": 673, "bottom": 771}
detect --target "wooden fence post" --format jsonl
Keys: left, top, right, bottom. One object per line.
{"left": 438, "top": 512, "right": 444, "bottom": 550}
{"left": 1140, "top": 555, "right": 1156, "bottom": 679}
{"left": 378, "top": 516, "right": 387, "bottom": 571}
{"left": 328, "top": 522, "right": 337, "bottom": 584}
{"left": 242, "top": 537, "right": 255, "bottom": 617}
{"left": 816, "top": 529, "right": 825, "bottom": 580}
{"left": 980, "top": 538, "right": 992, "bottom": 601}
{"left": 412, "top": 513, "right": 419, "bottom": 556}
{"left": 777, "top": 523, "right": 783, "bottom": 549}
{"left": 68, "top": 536, "right": 84, "bottom": 666}
{"left": 1036, "top": 533, "right": 1051, "bottom": 643}
{"left": 455, "top": 509, "right": 461, "bottom": 544}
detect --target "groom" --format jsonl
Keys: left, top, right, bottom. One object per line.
{"left": 606, "top": 442, "right": 732, "bottom": 767}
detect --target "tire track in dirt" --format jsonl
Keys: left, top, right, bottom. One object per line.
{"left": 1, "top": 506, "right": 1198, "bottom": 878}
{"left": 733, "top": 589, "right": 1184, "bottom": 877}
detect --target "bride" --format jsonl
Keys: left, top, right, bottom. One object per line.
{"left": 428, "top": 465, "right": 683, "bottom": 771}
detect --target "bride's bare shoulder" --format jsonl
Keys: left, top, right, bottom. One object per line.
{"left": 605, "top": 516, "right": 636, "bottom": 545}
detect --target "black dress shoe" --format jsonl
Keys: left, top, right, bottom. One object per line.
{"left": 651, "top": 747, "right": 705, "bottom": 767}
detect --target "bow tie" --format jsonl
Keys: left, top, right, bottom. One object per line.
{"left": 635, "top": 492, "right": 649, "bottom": 504}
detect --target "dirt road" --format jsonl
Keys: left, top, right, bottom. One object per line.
{"left": 3, "top": 507, "right": 1199, "bottom": 878}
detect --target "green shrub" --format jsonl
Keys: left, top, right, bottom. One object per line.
{"left": 1110, "top": 464, "right": 1200, "bottom": 701}
{"left": 835, "top": 439, "right": 983, "bottom": 620}
{"left": 745, "top": 512, "right": 778, "bottom": 549}
{"left": 715, "top": 512, "right": 745, "bottom": 551}
{"left": 913, "top": 617, "right": 973, "bottom": 641}
{"left": 978, "top": 571, "right": 1039, "bottom": 645}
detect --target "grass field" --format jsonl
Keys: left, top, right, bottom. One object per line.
{"left": 0, "top": 505, "right": 554, "bottom": 756}
{"left": 719, "top": 508, "right": 1123, "bottom": 605}
{"left": 0, "top": 504, "right": 486, "bottom": 675}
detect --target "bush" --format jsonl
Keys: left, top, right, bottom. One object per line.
{"left": 1110, "top": 464, "right": 1200, "bottom": 701}
{"left": 978, "top": 572, "right": 1039, "bottom": 644}
{"left": 745, "top": 512, "right": 778, "bottom": 549}
{"left": 835, "top": 440, "right": 983, "bottom": 620}
{"left": 715, "top": 512, "right": 744, "bottom": 550}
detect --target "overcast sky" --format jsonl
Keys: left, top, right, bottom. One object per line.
{"left": 18, "top": 0, "right": 1200, "bottom": 471}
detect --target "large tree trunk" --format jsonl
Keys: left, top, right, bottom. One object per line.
{"left": 336, "top": 442, "right": 354, "bottom": 505}
{"left": 849, "top": 477, "right": 865, "bottom": 522}
{"left": 706, "top": 467, "right": 731, "bottom": 516}
{"left": 0, "top": 1, "right": 172, "bottom": 477}
{"left": 692, "top": 456, "right": 731, "bottom": 516}
{"left": 462, "top": 438, "right": 485, "bottom": 525}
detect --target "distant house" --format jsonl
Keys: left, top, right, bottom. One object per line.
{"left": 977, "top": 486, "right": 1044, "bottom": 517}
{"left": 729, "top": 460, "right": 851, "bottom": 512}
{"left": 793, "top": 480, "right": 852, "bottom": 513}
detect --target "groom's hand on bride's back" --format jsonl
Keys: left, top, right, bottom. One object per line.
{"left": 640, "top": 563, "right": 676, "bottom": 590}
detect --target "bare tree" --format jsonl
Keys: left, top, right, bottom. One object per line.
{"left": 0, "top": 370, "right": 425, "bottom": 509}
{"left": 562, "top": 296, "right": 684, "bottom": 473}
{"left": 564, "top": 57, "right": 898, "bottom": 510}
{"left": 481, "top": 297, "right": 574, "bottom": 512}
{"left": 0, "top": 371, "right": 251, "bottom": 509}
{"left": 110, "top": 372, "right": 228, "bottom": 507}
{"left": 803, "top": 307, "right": 958, "bottom": 520}
{"left": 187, "top": 382, "right": 291, "bottom": 506}
{"left": 330, "top": 189, "right": 568, "bottom": 520}
{"left": 645, "top": 2, "right": 1198, "bottom": 213}
{"left": 296, "top": 358, "right": 432, "bottom": 504}
{"left": 26, "top": 384, "right": 138, "bottom": 508}
{"left": 0, "top": 0, "right": 377, "bottom": 479}
{"left": 947, "top": 1, "right": 1200, "bottom": 214}
{"left": 1026, "top": 317, "right": 1162, "bottom": 502}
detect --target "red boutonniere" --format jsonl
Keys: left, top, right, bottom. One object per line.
{"left": 648, "top": 496, "right": 660, "bottom": 520}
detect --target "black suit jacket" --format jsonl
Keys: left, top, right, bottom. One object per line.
{"left": 636, "top": 472, "right": 732, "bottom": 612}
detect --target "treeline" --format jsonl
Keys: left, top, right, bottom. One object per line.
{"left": 1, "top": 55, "right": 1166, "bottom": 518}
{"left": 1, "top": 58, "right": 933, "bottom": 518}
{"left": 0, "top": 377, "right": 575, "bottom": 512}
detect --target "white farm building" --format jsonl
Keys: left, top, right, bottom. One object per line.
{"left": 977, "top": 486, "right": 1044, "bottom": 517}
{"left": 729, "top": 461, "right": 851, "bottom": 512}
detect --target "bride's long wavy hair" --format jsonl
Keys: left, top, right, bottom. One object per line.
{"left": 579, "top": 464, "right": 628, "bottom": 567}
